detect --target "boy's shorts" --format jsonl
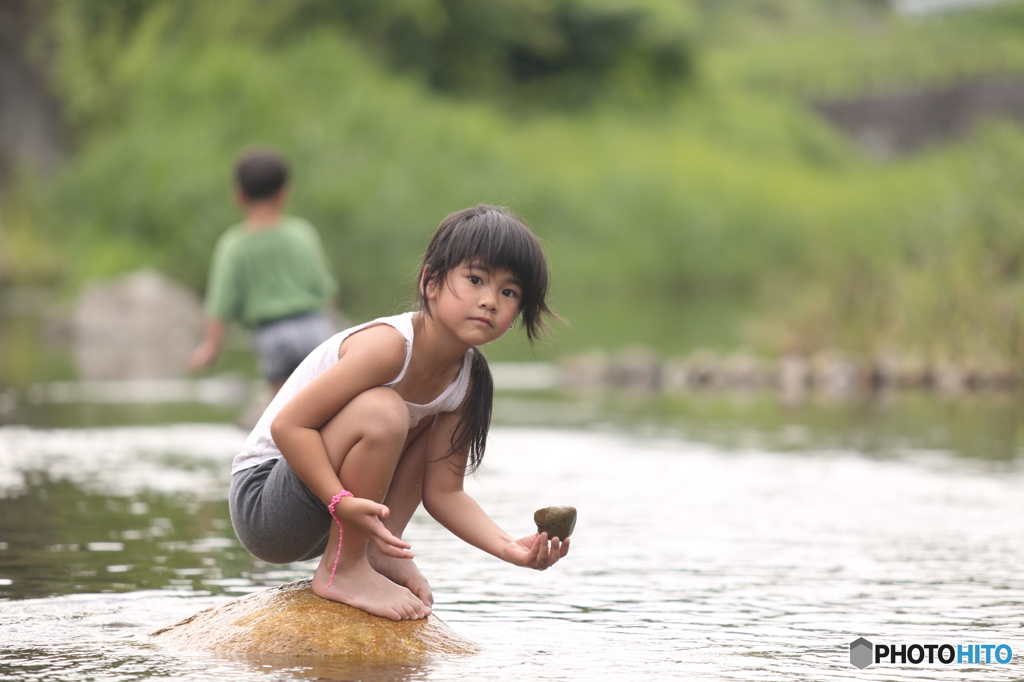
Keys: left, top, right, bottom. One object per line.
{"left": 229, "top": 457, "right": 331, "bottom": 564}
{"left": 252, "top": 311, "right": 334, "bottom": 382}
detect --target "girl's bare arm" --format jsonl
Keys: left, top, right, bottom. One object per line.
{"left": 270, "top": 324, "right": 406, "bottom": 507}
{"left": 421, "top": 411, "right": 568, "bottom": 570}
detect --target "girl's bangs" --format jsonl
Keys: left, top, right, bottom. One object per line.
{"left": 452, "top": 218, "right": 546, "bottom": 293}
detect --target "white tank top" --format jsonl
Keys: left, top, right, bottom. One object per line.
{"left": 231, "top": 311, "right": 473, "bottom": 474}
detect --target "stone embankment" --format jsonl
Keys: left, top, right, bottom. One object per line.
{"left": 558, "top": 346, "right": 1019, "bottom": 399}
{"left": 813, "top": 75, "right": 1024, "bottom": 158}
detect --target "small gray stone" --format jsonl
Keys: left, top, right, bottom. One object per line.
{"left": 534, "top": 506, "right": 577, "bottom": 540}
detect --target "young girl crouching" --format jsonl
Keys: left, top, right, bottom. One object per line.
{"left": 229, "top": 205, "right": 569, "bottom": 621}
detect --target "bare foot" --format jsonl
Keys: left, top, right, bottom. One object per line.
{"left": 312, "top": 560, "right": 431, "bottom": 621}
{"left": 369, "top": 552, "right": 433, "bottom": 607}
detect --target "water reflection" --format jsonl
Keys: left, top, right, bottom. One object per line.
{"left": 221, "top": 653, "right": 444, "bottom": 682}
{"left": 496, "top": 390, "right": 1024, "bottom": 463}
{"left": 0, "top": 425, "right": 279, "bottom": 600}
{"left": 0, "top": 473, "right": 245, "bottom": 599}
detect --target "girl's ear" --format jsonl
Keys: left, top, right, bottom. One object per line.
{"left": 420, "top": 268, "right": 438, "bottom": 300}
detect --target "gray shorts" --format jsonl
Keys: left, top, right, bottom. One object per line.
{"left": 229, "top": 457, "right": 332, "bottom": 564}
{"left": 252, "top": 311, "right": 334, "bottom": 382}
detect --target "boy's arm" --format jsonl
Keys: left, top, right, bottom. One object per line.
{"left": 421, "top": 412, "right": 568, "bottom": 570}
{"left": 192, "top": 230, "right": 240, "bottom": 373}
{"left": 189, "top": 318, "right": 226, "bottom": 373}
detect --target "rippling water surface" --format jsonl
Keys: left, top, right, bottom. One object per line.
{"left": 2, "top": 420, "right": 1023, "bottom": 681}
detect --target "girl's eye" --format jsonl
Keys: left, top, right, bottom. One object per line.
{"left": 468, "top": 275, "right": 482, "bottom": 285}
{"left": 502, "top": 289, "right": 519, "bottom": 299}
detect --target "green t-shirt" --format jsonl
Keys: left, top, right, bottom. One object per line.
{"left": 204, "top": 216, "right": 338, "bottom": 328}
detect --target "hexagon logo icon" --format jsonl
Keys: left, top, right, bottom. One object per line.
{"left": 850, "top": 637, "right": 873, "bottom": 669}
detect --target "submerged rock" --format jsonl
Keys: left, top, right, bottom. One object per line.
{"left": 534, "top": 506, "right": 577, "bottom": 540}
{"left": 150, "top": 580, "right": 478, "bottom": 658}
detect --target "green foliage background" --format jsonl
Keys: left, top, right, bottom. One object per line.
{"left": 5, "top": 0, "right": 1024, "bottom": 364}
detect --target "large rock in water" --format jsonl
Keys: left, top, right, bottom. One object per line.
{"left": 150, "top": 580, "right": 478, "bottom": 658}
{"left": 73, "top": 268, "right": 205, "bottom": 379}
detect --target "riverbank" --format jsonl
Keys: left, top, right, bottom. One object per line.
{"left": 558, "top": 347, "right": 1021, "bottom": 399}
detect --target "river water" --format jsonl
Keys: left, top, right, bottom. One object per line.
{"left": 1, "top": 392, "right": 1023, "bottom": 681}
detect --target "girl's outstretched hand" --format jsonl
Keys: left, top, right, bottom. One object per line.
{"left": 335, "top": 496, "right": 414, "bottom": 559}
{"left": 500, "top": 532, "right": 569, "bottom": 570}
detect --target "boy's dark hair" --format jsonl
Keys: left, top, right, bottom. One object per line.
{"left": 235, "top": 148, "right": 289, "bottom": 201}
{"left": 418, "top": 204, "right": 555, "bottom": 473}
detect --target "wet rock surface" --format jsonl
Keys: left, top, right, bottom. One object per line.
{"left": 150, "top": 580, "right": 478, "bottom": 658}
{"left": 534, "top": 505, "right": 577, "bottom": 540}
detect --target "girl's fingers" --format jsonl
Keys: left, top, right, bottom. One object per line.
{"left": 368, "top": 524, "right": 411, "bottom": 550}
{"left": 545, "top": 537, "right": 568, "bottom": 568}
{"left": 377, "top": 544, "right": 414, "bottom": 559}
{"left": 369, "top": 532, "right": 413, "bottom": 558}
{"left": 544, "top": 538, "right": 560, "bottom": 568}
{"left": 505, "top": 533, "right": 573, "bottom": 570}
{"left": 541, "top": 535, "right": 559, "bottom": 569}
{"left": 534, "top": 533, "right": 549, "bottom": 567}
{"left": 370, "top": 524, "right": 410, "bottom": 547}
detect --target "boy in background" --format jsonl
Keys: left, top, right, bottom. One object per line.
{"left": 190, "top": 148, "right": 337, "bottom": 395}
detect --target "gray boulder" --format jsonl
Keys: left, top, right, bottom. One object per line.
{"left": 72, "top": 269, "right": 204, "bottom": 379}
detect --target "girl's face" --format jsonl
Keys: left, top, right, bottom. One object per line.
{"left": 426, "top": 260, "right": 522, "bottom": 347}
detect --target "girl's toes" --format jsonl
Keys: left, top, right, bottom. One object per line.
{"left": 399, "top": 600, "right": 419, "bottom": 620}
{"left": 408, "top": 599, "right": 429, "bottom": 619}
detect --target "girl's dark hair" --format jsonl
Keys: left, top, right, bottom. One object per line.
{"left": 235, "top": 148, "right": 289, "bottom": 200}
{"left": 418, "top": 204, "right": 554, "bottom": 473}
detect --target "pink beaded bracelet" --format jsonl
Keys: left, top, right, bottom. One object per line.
{"left": 326, "top": 490, "right": 354, "bottom": 588}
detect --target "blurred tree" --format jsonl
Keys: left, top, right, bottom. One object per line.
{"left": 47, "top": 0, "right": 696, "bottom": 119}
{"left": 0, "top": 0, "right": 67, "bottom": 182}
{"left": 292, "top": 0, "right": 695, "bottom": 106}
{"left": 16, "top": 0, "right": 1024, "bottom": 364}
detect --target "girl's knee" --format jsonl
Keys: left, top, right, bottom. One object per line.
{"left": 320, "top": 387, "right": 409, "bottom": 463}
{"left": 349, "top": 386, "right": 409, "bottom": 441}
